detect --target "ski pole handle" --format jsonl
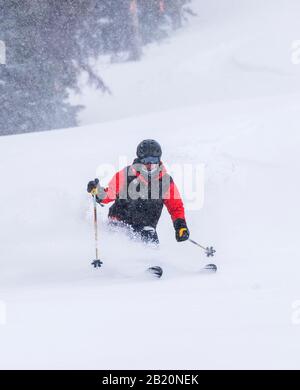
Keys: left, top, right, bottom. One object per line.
{"left": 90, "top": 189, "right": 104, "bottom": 207}
{"left": 91, "top": 188, "right": 98, "bottom": 196}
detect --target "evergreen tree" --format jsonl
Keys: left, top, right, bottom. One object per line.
{"left": 0, "top": 0, "right": 193, "bottom": 136}
{"left": 0, "top": 0, "right": 108, "bottom": 135}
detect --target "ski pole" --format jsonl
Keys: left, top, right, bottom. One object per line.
{"left": 188, "top": 239, "right": 216, "bottom": 257}
{"left": 91, "top": 192, "right": 103, "bottom": 268}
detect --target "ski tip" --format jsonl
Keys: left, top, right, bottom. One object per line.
{"left": 147, "top": 266, "right": 163, "bottom": 278}
{"left": 201, "top": 263, "right": 218, "bottom": 273}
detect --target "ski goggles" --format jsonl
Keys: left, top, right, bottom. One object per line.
{"left": 140, "top": 156, "right": 160, "bottom": 164}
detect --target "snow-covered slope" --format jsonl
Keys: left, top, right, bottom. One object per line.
{"left": 1, "top": 0, "right": 300, "bottom": 369}
{"left": 73, "top": 0, "right": 300, "bottom": 125}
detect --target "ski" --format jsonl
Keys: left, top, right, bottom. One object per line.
{"left": 146, "top": 264, "right": 217, "bottom": 278}
{"left": 147, "top": 266, "right": 163, "bottom": 278}
{"left": 200, "top": 263, "right": 218, "bottom": 273}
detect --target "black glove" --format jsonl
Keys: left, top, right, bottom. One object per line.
{"left": 87, "top": 178, "right": 99, "bottom": 194}
{"left": 174, "top": 218, "right": 190, "bottom": 242}
{"left": 87, "top": 178, "right": 107, "bottom": 202}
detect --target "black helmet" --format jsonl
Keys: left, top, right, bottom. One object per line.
{"left": 136, "top": 139, "right": 162, "bottom": 163}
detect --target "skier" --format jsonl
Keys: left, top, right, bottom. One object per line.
{"left": 87, "top": 139, "right": 190, "bottom": 245}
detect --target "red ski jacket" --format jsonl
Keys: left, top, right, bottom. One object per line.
{"left": 97, "top": 162, "right": 185, "bottom": 229}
